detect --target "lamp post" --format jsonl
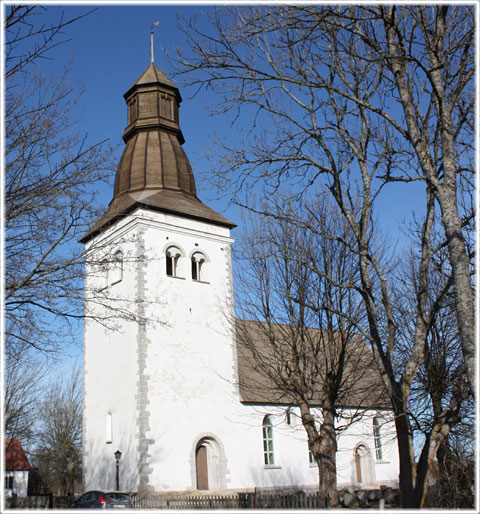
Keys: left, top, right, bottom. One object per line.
{"left": 114, "top": 450, "right": 122, "bottom": 491}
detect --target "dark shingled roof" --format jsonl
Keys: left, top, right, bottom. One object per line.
{"left": 235, "top": 319, "right": 390, "bottom": 409}
{"left": 125, "top": 62, "right": 177, "bottom": 92}
{"left": 5, "top": 439, "right": 31, "bottom": 471}
{"left": 81, "top": 64, "right": 235, "bottom": 243}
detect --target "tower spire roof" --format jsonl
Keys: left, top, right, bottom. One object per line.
{"left": 127, "top": 62, "right": 176, "bottom": 92}
{"left": 81, "top": 65, "right": 235, "bottom": 243}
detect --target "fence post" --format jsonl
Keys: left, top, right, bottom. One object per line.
{"left": 238, "top": 492, "right": 255, "bottom": 509}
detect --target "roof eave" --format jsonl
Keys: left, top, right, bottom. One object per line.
{"left": 80, "top": 201, "right": 236, "bottom": 244}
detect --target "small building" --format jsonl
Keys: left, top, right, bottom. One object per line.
{"left": 81, "top": 60, "right": 399, "bottom": 494}
{"left": 4, "top": 439, "right": 31, "bottom": 498}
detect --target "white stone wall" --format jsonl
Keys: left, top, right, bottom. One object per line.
{"left": 133, "top": 209, "right": 237, "bottom": 492}
{"left": 83, "top": 214, "right": 145, "bottom": 491}
{"left": 83, "top": 208, "right": 399, "bottom": 493}
{"left": 173, "top": 404, "right": 399, "bottom": 492}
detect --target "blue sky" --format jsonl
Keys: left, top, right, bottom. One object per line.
{"left": 20, "top": 4, "right": 239, "bottom": 221}
{"left": 5, "top": 2, "right": 427, "bottom": 231}
{"left": 4, "top": 2, "right": 429, "bottom": 374}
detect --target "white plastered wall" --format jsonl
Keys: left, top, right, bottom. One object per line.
{"left": 83, "top": 214, "right": 145, "bottom": 492}
{"left": 83, "top": 207, "right": 399, "bottom": 493}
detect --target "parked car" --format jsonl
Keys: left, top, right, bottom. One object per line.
{"left": 70, "top": 491, "right": 133, "bottom": 509}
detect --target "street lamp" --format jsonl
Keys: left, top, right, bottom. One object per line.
{"left": 114, "top": 450, "right": 122, "bottom": 491}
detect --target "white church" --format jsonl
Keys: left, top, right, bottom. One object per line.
{"left": 81, "top": 62, "right": 399, "bottom": 494}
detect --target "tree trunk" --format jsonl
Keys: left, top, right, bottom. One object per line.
{"left": 317, "top": 411, "right": 338, "bottom": 508}
{"left": 435, "top": 189, "right": 475, "bottom": 394}
{"left": 300, "top": 404, "right": 339, "bottom": 508}
{"left": 392, "top": 409, "right": 418, "bottom": 508}
{"left": 383, "top": 5, "right": 475, "bottom": 395}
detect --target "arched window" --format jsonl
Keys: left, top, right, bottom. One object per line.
{"left": 166, "top": 246, "right": 182, "bottom": 277}
{"left": 191, "top": 252, "right": 206, "bottom": 281}
{"left": 262, "top": 416, "right": 274, "bottom": 466}
{"left": 110, "top": 250, "right": 123, "bottom": 285}
{"left": 373, "top": 417, "right": 383, "bottom": 460}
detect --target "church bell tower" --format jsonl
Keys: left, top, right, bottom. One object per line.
{"left": 81, "top": 61, "right": 237, "bottom": 493}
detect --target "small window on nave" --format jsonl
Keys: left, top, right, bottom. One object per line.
{"left": 262, "top": 415, "right": 275, "bottom": 466}
{"left": 373, "top": 417, "right": 383, "bottom": 461}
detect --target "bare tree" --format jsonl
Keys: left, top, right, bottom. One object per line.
{"left": 235, "top": 197, "right": 384, "bottom": 507}
{"left": 321, "top": 3, "right": 475, "bottom": 399}
{"left": 32, "top": 367, "right": 82, "bottom": 497}
{"left": 428, "top": 415, "right": 475, "bottom": 508}
{"left": 4, "top": 345, "right": 48, "bottom": 450}
{"left": 175, "top": 4, "right": 474, "bottom": 393}
{"left": 174, "top": 6, "right": 474, "bottom": 507}
{"left": 4, "top": 6, "right": 118, "bottom": 356}
{"left": 5, "top": 5, "right": 93, "bottom": 80}
{"left": 397, "top": 234, "right": 474, "bottom": 508}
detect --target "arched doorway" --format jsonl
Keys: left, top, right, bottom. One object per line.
{"left": 354, "top": 444, "right": 375, "bottom": 486}
{"left": 193, "top": 436, "right": 225, "bottom": 491}
{"left": 196, "top": 444, "right": 209, "bottom": 490}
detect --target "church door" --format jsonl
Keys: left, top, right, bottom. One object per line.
{"left": 354, "top": 444, "right": 374, "bottom": 485}
{"left": 196, "top": 445, "right": 209, "bottom": 490}
{"left": 355, "top": 447, "right": 363, "bottom": 483}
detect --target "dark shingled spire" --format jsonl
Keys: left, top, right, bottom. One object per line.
{"left": 81, "top": 64, "right": 235, "bottom": 243}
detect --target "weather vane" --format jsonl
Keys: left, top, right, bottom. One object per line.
{"left": 151, "top": 21, "right": 160, "bottom": 64}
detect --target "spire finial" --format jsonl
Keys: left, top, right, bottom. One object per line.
{"left": 150, "top": 21, "right": 160, "bottom": 64}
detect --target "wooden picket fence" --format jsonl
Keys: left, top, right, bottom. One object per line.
{"left": 4, "top": 495, "right": 52, "bottom": 509}
{"left": 132, "top": 491, "right": 328, "bottom": 509}
{"left": 255, "top": 492, "right": 328, "bottom": 509}
{"left": 133, "top": 494, "right": 244, "bottom": 509}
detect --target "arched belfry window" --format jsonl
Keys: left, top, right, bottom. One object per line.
{"left": 262, "top": 415, "right": 275, "bottom": 466}
{"left": 166, "top": 246, "right": 182, "bottom": 277}
{"left": 373, "top": 417, "right": 383, "bottom": 460}
{"left": 191, "top": 252, "right": 206, "bottom": 282}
